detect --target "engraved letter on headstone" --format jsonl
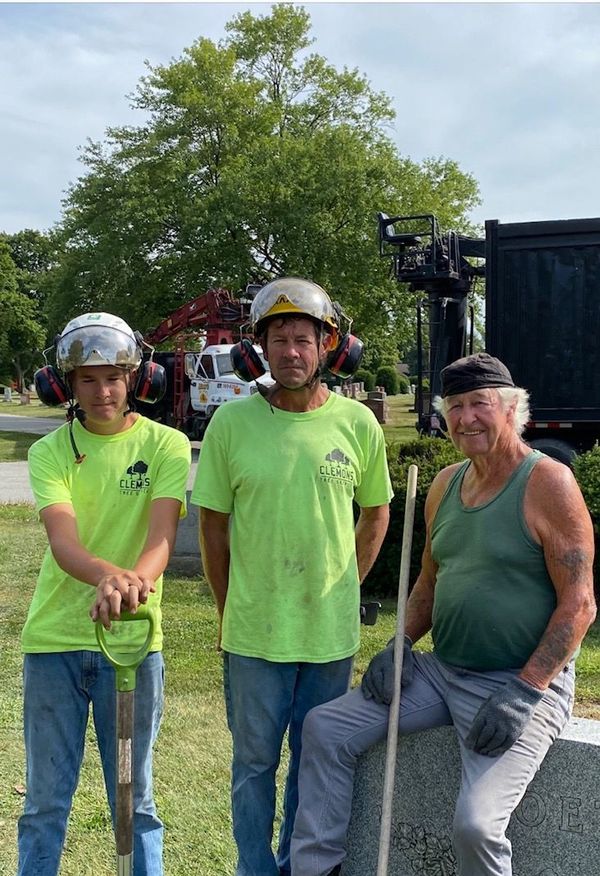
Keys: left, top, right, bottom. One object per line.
{"left": 515, "top": 791, "right": 546, "bottom": 828}
{"left": 560, "top": 797, "right": 583, "bottom": 834}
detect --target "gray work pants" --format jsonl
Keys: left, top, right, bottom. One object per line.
{"left": 291, "top": 651, "right": 574, "bottom": 876}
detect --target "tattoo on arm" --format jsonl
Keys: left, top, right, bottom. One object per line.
{"left": 531, "top": 622, "right": 575, "bottom": 677}
{"left": 556, "top": 548, "right": 590, "bottom": 585}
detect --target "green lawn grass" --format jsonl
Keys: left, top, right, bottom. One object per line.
{"left": 381, "top": 393, "right": 419, "bottom": 443}
{"left": 0, "top": 393, "right": 415, "bottom": 463}
{"left": 0, "top": 431, "right": 42, "bottom": 462}
{"left": 0, "top": 400, "right": 63, "bottom": 463}
{"left": 0, "top": 399, "right": 65, "bottom": 418}
{"left": 1, "top": 490, "right": 599, "bottom": 874}
{"left": 0, "top": 504, "right": 396, "bottom": 875}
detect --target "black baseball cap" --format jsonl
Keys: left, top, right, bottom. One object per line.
{"left": 441, "top": 352, "right": 514, "bottom": 398}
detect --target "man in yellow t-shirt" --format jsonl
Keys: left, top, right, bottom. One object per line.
{"left": 192, "top": 278, "right": 393, "bottom": 876}
{"left": 18, "top": 313, "right": 190, "bottom": 876}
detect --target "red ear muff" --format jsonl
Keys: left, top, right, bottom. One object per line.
{"left": 231, "top": 339, "right": 266, "bottom": 382}
{"left": 134, "top": 361, "right": 166, "bottom": 404}
{"left": 327, "top": 333, "right": 364, "bottom": 379}
{"left": 34, "top": 366, "right": 70, "bottom": 406}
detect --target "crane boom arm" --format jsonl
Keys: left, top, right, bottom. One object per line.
{"left": 145, "top": 288, "right": 251, "bottom": 346}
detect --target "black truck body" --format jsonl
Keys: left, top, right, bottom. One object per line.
{"left": 485, "top": 217, "right": 600, "bottom": 459}
{"left": 378, "top": 212, "right": 600, "bottom": 462}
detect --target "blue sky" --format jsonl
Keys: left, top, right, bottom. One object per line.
{"left": 2, "top": 2, "right": 600, "bottom": 234}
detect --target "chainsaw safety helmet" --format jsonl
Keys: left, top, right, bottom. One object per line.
{"left": 56, "top": 312, "right": 142, "bottom": 374}
{"left": 250, "top": 277, "right": 339, "bottom": 341}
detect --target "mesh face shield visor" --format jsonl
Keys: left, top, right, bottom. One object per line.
{"left": 56, "top": 325, "right": 142, "bottom": 373}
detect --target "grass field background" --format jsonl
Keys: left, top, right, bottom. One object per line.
{"left": 0, "top": 504, "right": 402, "bottom": 875}
{"left": 0, "top": 397, "right": 65, "bottom": 462}
{"left": 0, "top": 397, "right": 65, "bottom": 418}
{"left": 1, "top": 394, "right": 599, "bottom": 874}
{"left": 1, "top": 503, "right": 598, "bottom": 875}
{"left": 0, "top": 393, "right": 417, "bottom": 463}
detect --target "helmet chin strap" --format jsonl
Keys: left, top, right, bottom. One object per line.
{"left": 304, "top": 362, "right": 325, "bottom": 389}
{"left": 257, "top": 359, "right": 327, "bottom": 414}
{"left": 124, "top": 369, "right": 138, "bottom": 415}
{"left": 124, "top": 392, "right": 136, "bottom": 416}
{"left": 302, "top": 327, "right": 331, "bottom": 388}
{"left": 66, "top": 402, "right": 87, "bottom": 464}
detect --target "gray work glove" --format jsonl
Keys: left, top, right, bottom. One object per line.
{"left": 361, "top": 635, "right": 414, "bottom": 705}
{"left": 465, "top": 676, "right": 544, "bottom": 758}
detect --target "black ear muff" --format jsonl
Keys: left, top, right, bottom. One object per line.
{"left": 34, "top": 366, "right": 70, "bottom": 406}
{"left": 327, "top": 333, "right": 364, "bottom": 379}
{"left": 134, "top": 361, "right": 166, "bottom": 404}
{"left": 231, "top": 339, "right": 266, "bottom": 382}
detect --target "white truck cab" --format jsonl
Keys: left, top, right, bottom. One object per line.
{"left": 187, "top": 344, "right": 273, "bottom": 433}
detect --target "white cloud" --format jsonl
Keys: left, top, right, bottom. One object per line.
{"left": 1, "top": 2, "right": 600, "bottom": 233}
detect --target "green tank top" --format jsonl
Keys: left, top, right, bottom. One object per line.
{"left": 431, "top": 450, "right": 556, "bottom": 670}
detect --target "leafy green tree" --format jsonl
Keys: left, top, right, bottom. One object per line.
{"left": 0, "top": 240, "right": 18, "bottom": 297}
{"left": 49, "top": 4, "right": 480, "bottom": 357}
{"left": 1, "top": 229, "right": 58, "bottom": 308}
{"left": 0, "top": 241, "right": 46, "bottom": 390}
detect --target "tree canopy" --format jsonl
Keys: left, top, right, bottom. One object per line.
{"left": 0, "top": 240, "right": 46, "bottom": 389}
{"left": 45, "top": 5, "right": 480, "bottom": 368}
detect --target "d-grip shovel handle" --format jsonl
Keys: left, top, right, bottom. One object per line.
{"left": 96, "top": 606, "right": 157, "bottom": 692}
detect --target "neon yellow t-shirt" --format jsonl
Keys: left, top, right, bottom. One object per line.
{"left": 23, "top": 415, "right": 191, "bottom": 653}
{"left": 191, "top": 392, "right": 393, "bottom": 662}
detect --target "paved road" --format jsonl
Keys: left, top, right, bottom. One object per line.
{"left": 0, "top": 415, "right": 60, "bottom": 503}
{"left": 0, "top": 423, "right": 199, "bottom": 503}
{"left": 0, "top": 461, "right": 32, "bottom": 503}
{"left": 0, "top": 414, "right": 62, "bottom": 435}
{"left": 1, "top": 419, "right": 201, "bottom": 565}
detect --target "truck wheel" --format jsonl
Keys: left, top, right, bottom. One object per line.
{"left": 528, "top": 437, "right": 577, "bottom": 466}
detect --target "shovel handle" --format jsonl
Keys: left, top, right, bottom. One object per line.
{"left": 96, "top": 606, "right": 157, "bottom": 692}
{"left": 377, "top": 463, "right": 418, "bottom": 876}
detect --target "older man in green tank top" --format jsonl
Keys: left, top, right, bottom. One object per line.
{"left": 290, "top": 352, "right": 596, "bottom": 876}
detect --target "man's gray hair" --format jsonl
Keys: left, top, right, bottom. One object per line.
{"left": 433, "top": 386, "right": 531, "bottom": 435}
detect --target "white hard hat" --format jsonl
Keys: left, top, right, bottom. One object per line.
{"left": 250, "top": 277, "right": 339, "bottom": 338}
{"left": 56, "top": 312, "right": 142, "bottom": 373}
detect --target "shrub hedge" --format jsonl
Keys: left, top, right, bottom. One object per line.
{"left": 354, "top": 369, "right": 375, "bottom": 392}
{"left": 574, "top": 447, "right": 600, "bottom": 522}
{"left": 375, "top": 365, "right": 399, "bottom": 396}
{"left": 364, "top": 439, "right": 600, "bottom": 600}
{"left": 363, "top": 438, "right": 464, "bottom": 597}
{"left": 397, "top": 374, "right": 411, "bottom": 394}
{"left": 573, "top": 446, "right": 600, "bottom": 597}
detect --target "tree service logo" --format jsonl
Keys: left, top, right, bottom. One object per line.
{"left": 120, "top": 460, "right": 151, "bottom": 494}
{"left": 320, "top": 448, "right": 355, "bottom": 487}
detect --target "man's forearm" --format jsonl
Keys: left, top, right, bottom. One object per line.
{"left": 42, "top": 505, "right": 123, "bottom": 586}
{"left": 355, "top": 505, "right": 390, "bottom": 583}
{"left": 203, "top": 552, "right": 230, "bottom": 616}
{"left": 520, "top": 600, "right": 597, "bottom": 690}
{"left": 199, "top": 509, "right": 231, "bottom": 616}
{"left": 404, "top": 574, "right": 434, "bottom": 644}
{"left": 51, "top": 538, "right": 123, "bottom": 586}
{"left": 133, "top": 537, "right": 173, "bottom": 584}
{"left": 134, "top": 498, "right": 182, "bottom": 583}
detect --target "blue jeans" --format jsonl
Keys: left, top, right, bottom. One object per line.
{"left": 223, "top": 652, "right": 353, "bottom": 876}
{"left": 17, "top": 650, "right": 165, "bottom": 876}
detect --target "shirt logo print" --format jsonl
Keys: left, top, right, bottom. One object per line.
{"left": 120, "top": 459, "right": 151, "bottom": 494}
{"left": 320, "top": 448, "right": 355, "bottom": 487}
{"left": 326, "top": 449, "right": 350, "bottom": 465}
